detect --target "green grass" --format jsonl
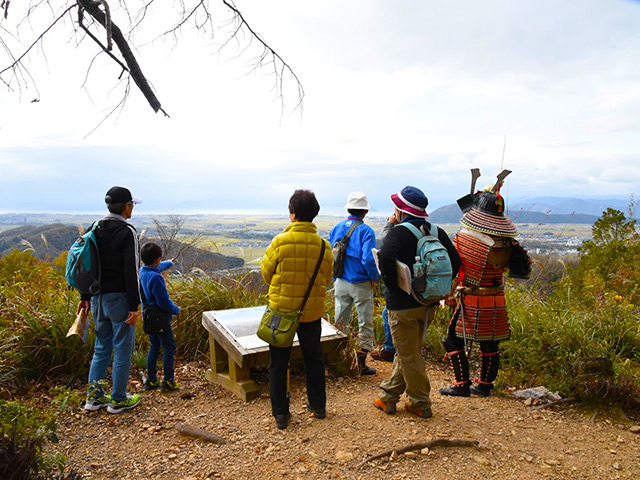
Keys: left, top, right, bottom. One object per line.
{"left": 1, "top": 206, "right": 639, "bottom": 415}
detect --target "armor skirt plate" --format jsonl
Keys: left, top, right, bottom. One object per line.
{"left": 455, "top": 292, "right": 510, "bottom": 342}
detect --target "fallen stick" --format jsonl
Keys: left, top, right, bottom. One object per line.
{"left": 175, "top": 422, "right": 226, "bottom": 444}
{"left": 357, "top": 438, "right": 480, "bottom": 468}
{"left": 531, "top": 397, "right": 578, "bottom": 411}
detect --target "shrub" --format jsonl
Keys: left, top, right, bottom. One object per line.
{"left": 0, "top": 251, "right": 91, "bottom": 390}
{"left": 0, "top": 400, "right": 64, "bottom": 479}
{"left": 498, "top": 207, "right": 640, "bottom": 412}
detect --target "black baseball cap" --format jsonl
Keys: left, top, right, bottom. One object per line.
{"left": 105, "top": 186, "right": 142, "bottom": 205}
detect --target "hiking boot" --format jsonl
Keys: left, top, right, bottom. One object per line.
{"left": 405, "top": 400, "right": 433, "bottom": 419}
{"left": 275, "top": 413, "right": 291, "bottom": 430}
{"left": 84, "top": 394, "right": 111, "bottom": 412}
{"left": 360, "top": 365, "right": 377, "bottom": 375}
{"left": 162, "top": 379, "right": 180, "bottom": 391}
{"left": 370, "top": 349, "right": 395, "bottom": 362}
{"left": 374, "top": 397, "right": 397, "bottom": 414}
{"left": 306, "top": 402, "right": 327, "bottom": 419}
{"left": 107, "top": 394, "right": 140, "bottom": 414}
{"left": 356, "top": 350, "right": 377, "bottom": 375}
{"left": 439, "top": 382, "right": 471, "bottom": 397}
{"left": 144, "top": 379, "right": 161, "bottom": 391}
{"left": 470, "top": 383, "right": 493, "bottom": 397}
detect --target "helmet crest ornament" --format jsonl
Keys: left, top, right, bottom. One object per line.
{"left": 457, "top": 168, "right": 518, "bottom": 238}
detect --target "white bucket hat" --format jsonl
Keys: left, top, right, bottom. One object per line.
{"left": 345, "top": 192, "right": 370, "bottom": 210}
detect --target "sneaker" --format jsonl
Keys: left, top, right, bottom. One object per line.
{"left": 275, "top": 413, "right": 291, "bottom": 430}
{"left": 84, "top": 394, "right": 111, "bottom": 412}
{"left": 405, "top": 400, "right": 433, "bottom": 419}
{"left": 374, "top": 397, "right": 397, "bottom": 414}
{"left": 306, "top": 402, "right": 327, "bottom": 419}
{"left": 107, "top": 394, "right": 140, "bottom": 414}
{"left": 370, "top": 349, "right": 395, "bottom": 362}
{"left": 162, "top": 379, "right": 180, "bottom": 391}
{"left": 144, "top": 379, "right": 161, "bottom": 391}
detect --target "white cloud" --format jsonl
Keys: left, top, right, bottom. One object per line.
{"left": 1, "top": 0, "right": 640, "bottom": 214}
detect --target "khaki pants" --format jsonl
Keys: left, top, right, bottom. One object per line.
{"left": 378, "top": 305, "right": 435, "bottom": 410}
{"left": 334, "top": 278, "right": 375, "bottom": 351}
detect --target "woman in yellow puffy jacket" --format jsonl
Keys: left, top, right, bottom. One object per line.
{"left": 261, "top": 189, "right": 333, "bottom": 430}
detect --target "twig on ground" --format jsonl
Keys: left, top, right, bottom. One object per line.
{"left": 357, "top": 438, "right": 480, "bottom": 469}
{"left": 175, "top": 422, "right": 226, "bottom": 444}
{"left": 531, "top": 397, "right": 578, "bottom": 410}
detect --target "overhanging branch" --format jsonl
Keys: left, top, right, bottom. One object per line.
{"left": 78, "top": 0, "right": 168, "bottom": 116}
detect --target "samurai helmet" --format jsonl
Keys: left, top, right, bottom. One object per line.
{"left": 457, "top": 169, "right": 518, "bottom": 238}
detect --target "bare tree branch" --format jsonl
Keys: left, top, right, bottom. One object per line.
{"left": 1, "top": 1, "right": 303, "bottom": 122}
{"left": 2, "top": 0, "right": 10, "bottom": 20}
{"left": 0, "top": 5, "right": 75, "bottom": 77}
{"left": 151, "top": 214, "right": 204, "bottom": 271}
{"left": 78, "top": 0, "right": 168, "bottom": 115}
{"left": 357, "top": 439, "right": 481, "bottom": 469}
{"left": 222, "top": 0, "right": 304, "bottom": 116}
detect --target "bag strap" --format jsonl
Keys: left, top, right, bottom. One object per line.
{"left": 139, "top": 280, "right": 149, "bottom": 307}
{"left": 341, "top": 219, "right": 362, "bottom": 245}
{"left": 298, "top": 240, "right": 326, "bottom": 314}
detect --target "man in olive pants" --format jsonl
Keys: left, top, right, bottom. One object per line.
{"left": 374, "top": 186, "right": 460, "bottom": 418}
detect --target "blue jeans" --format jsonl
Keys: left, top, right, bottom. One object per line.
{"left": 147, "top": 322, "right": 176, "bottom": 382}
{"left": 88, "top": 293, "right": 136, "bottom": 403}
{"left": 382, "top": 306, "right": 396, "bottom": 353}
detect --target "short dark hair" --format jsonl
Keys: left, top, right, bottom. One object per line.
{"left": 140, "top": 242, "right": 162, "bottom": 266}
{"left": 107, "top": 202, "right": 129, "bottom": 215}
{"left": 288, "top": 189, "right": 320, "bottom": 222}
{"left": 347, "top": 209, "right": 367, "bottom": 218}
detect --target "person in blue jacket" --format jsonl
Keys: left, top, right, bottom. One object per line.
{"left": 329, "top": 192, "right": 380, "bottom": 375}
{"left": 140, "top": 242, "right": 181, "bottom": 391}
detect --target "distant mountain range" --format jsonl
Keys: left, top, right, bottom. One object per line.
{"left": 0, "top": 223, "right": 244, "bottom": 272}
{"left": 429, "top": 196, "right": 634, "bottom": 225}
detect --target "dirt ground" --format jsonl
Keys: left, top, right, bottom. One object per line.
{"left": 53, "top": 359, "right": 640, "bottom": 480}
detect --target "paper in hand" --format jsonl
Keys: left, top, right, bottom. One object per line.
{"left": 67, "top": 310, "right": 89, "bottom": 343}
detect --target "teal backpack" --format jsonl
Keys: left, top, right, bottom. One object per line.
{"left": 398, "top": 222, "right": 453, "bottom": 304}
{"left": 65, "top": 225, "right": 101, "bottom": 295}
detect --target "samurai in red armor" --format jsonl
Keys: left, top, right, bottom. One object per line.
{"left": 440, "top": 169, "right": 531, "bottom": 397}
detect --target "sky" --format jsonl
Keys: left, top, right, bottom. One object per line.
{"left": 1, "top": 0, "right": 640, "bottom": 216}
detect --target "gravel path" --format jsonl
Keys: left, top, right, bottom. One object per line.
{"left": 55, "top": 360, "right": 640, "bottom": 479}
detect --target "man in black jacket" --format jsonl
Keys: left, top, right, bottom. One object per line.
{"left": 374, "top": 186, "right": 461, "bottom": 419}
{"left": 78, "top": 186, "right": 142, "bottom": 414}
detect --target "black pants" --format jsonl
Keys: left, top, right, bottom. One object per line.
{"left": 269, "top": 318, "right": 326, "bottom": 416}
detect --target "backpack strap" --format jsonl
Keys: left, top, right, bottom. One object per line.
{"left": 398, "top": 221, "right": 423, "bottom": 240}
{"left": 398, "top": 221, "right": 439, "bottom": 239}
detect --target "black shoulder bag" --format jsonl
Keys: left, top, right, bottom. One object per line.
{"left": 141, "top": 286, "right": 171, "bottom": 335}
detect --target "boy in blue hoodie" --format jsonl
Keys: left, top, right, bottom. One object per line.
{"left": 140, "top": 242, "right": 181, "bottom": 391}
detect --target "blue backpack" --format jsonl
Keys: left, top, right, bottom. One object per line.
{"left": 65, "top": 225, "right": 101, "bottom": 295}
{"left": 398, "top": 222, "right": 453, "bottom": 304}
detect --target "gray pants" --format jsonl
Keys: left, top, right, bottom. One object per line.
{"left": 334, "top": 278, "right": 375, "bottom": 351}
